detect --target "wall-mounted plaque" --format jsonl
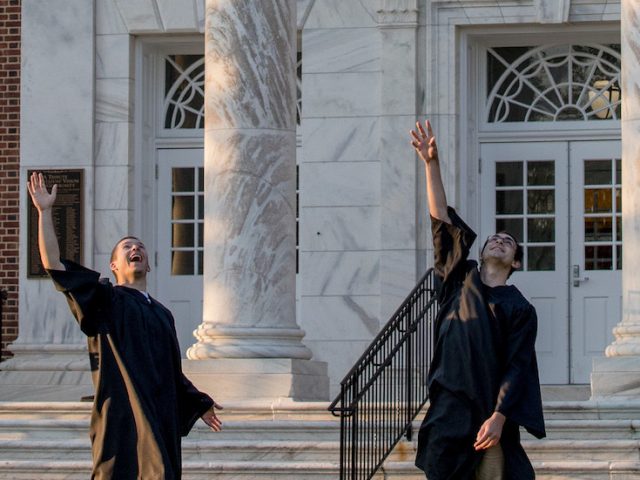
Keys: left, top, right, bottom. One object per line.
{"left": 27, "top": 169, "right": 83, "bottom": 278}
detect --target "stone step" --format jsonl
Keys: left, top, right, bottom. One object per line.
{"left": 387, "top": 438, "right": 640, "bottom": 463}
{"left": 524, "top": 439, "right": 640, "bottom": 462}
{"left": 381, "top": 461, "right": 640, "bottom": 479}
{"left": 0, "top": 439, "right": 342, "bottom": 462}
{"left": 408, "top": 417, "right": 640, "bottom": 440}
{"left": 0, "top": 460, "right": 341, "bottom": 479}
{"left": 6, "top": 459, "right": 637, "bottom": 480}
{"left": 0, "top": 418, "right": 340, "bottom": 441}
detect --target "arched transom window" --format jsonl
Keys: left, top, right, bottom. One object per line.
{"left": 162, "top": 49, "right": 303, "bottom": 131}
{"left": 486, "top": 44, "right": 621, "bottom": 123}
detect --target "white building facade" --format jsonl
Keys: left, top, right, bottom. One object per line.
{"left": 6, "top": 0, "right": 638, "bottom": 401}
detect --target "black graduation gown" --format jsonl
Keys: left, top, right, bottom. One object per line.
{"left": 415, "top": 208, "right": 545, "bottom": 480}
{"left": 48, "top": 260, "right": 214, "bottom": 480}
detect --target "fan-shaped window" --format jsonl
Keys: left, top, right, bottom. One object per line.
{"left": 486, "top": 44, "right": 621, "bottom": 123}
{"left": 164, "top": 55, "right": 205, "bottom": 129}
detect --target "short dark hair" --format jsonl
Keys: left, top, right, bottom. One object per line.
{"left": 480, "top": 231, "right": 523, "bottom": 278}
{"left": 110, "top": 236, "right": 144, "bottom": 263}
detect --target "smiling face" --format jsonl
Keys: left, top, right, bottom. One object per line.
{"left": 110, "top": 236, "right": 150, "bottom": 284}
{"left": 480, "top": 232, "right": 523, "bottom": 276}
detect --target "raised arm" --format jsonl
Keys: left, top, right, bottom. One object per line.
{"left": 410, "top": 120, "right": 451, "bottom": 223}
{"left": 27, "top": 172, "right": 65, "bottom": 271}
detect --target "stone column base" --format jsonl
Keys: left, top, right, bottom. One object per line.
{"left": 182, "top": 358, "right": 329, "bottom": 402}
{"left": 591, "top": 356, "right": 640, "bottom": 398}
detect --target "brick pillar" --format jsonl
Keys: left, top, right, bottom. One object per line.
{"left": 0, "top": 0, "right": 20, "bottom": 361}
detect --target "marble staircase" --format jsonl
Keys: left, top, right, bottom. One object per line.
{"left": 1, "top": 399, "right": 640, "bottom": 479}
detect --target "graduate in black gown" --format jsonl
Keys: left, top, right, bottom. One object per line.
{"left": 409, "top": 122, "right": 545, "bottom": 480}
{"left": 28, "top": 172, "right": 223, "bottom": 480}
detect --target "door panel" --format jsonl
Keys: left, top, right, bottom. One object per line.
{"left": 157, "top": 148, "right": 205, "bottom": 357}
{"left": 481, "top": 142, "right": 570, "bottom": 384}
{"left": 569, "top": 141, "right": 621, "bottom": 383}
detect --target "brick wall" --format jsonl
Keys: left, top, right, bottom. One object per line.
{"left": 0, "top": 0, "right": 20, "bottom": 360}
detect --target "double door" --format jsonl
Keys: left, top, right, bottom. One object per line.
{"left": 481, "top": 141, "right": 621, "bottom": 384}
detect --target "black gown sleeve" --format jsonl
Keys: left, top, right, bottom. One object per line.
{"left": 47, "top": 259, "right": 110, "bottom": 337}
{"left": 494, "top": 304, "right": 546, "bottom": 439}
{"left": 431, "top": 207, "right": 477, "bottom": 302}
{"left": 177, "top": 375, "right": 215, "bottom": 436}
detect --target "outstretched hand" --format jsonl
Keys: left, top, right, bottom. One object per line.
{"left": 474, "top": 412, "right": 506, "bottom": 451}
{"left": 409, "top": 120, "right": 438, "bottom": 165}
{"left": 27, "top": 172, "right": 57, "bottom": 212}
{"left": 201, "top": 401, "right": 224, "bottom": 432}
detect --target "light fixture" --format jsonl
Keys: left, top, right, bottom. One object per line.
{"left": 589, "top": 79, "right": 621, "bottom": 119}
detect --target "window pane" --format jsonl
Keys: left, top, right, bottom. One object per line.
{"left": 496, "top": 218, "right": 523, "bottom": 241}
{"left": 584, "top": 160, "right": 611, "bottom": 185}
{"left": 198, "top": 222, "right": 204, "bottom": 248}
{"left": 527, "top": 161, "right": 554, "bottom": 186}
{"left": 497, "top": 190, "right": 523, "bottom": 214}
{"left": 496, "top": 162, "right": 523, "bottom": 186}
{"left": 528, "top": 246, "right": 555, "bottom": 271}
{"left": 616, "top": 215, "right": 622, "bottom": 241}
{"left": 198, "top": 167, "right": 204, "bottom": 191}
{"left": 615, "top": 188, "right": 621, "bottom": 213}
{"left": 617, "top": 245, "right": 622, "bottom": 270}
{"left": 172, "top": 223, "right": 195, "bottom": 247}
{"left": 585, "top": 245, "right": 612, "bottom": 270}
{"left": 527, "top": 190, "right": 554, "bottom": 214}
{"left": 616, "top": 159, "right": 621, "bottom": 185}
{"left": 172, "top": 251, "right": 194, "bottom": 275}
{"left": 584, "top": 188, "right": 612, "bottom": 213}
{"left": 173, "top": 168, "right": 195, "bottom": 192}
{"left": 198, "top": 251, "right": 204, "bottom": 275}
{"left": 528, "top": 218, "right": 555, "bottom": 242}
{"left": 584, "top": 217, "right": 613, "bottom": 242}
{"left": 198, "top": 195, "right": 204, "bottom": 220}
{"left": 172, "top": 196, "right": 194, "bottom": 220}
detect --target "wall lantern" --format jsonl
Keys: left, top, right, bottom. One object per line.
{"left": 589, "top": 79, "right": 621, "bottom": 119}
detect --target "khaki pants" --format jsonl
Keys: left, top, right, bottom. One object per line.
{"left": 475, "top": 444, "right": 504, "bottom": 480}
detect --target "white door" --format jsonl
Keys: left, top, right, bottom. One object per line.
{"left": 156, "top": 148, "right": 204, "bottom": 356}
{"left": 568, "top": 141, "right": 621, "bottom": 382}
{"left": 481, "top": 142, "right": 570, "bottom": 384}
{"left": 481, "top": 141, "right": 621, "bottom": 384}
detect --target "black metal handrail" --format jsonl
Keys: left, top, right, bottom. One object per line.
{"left": 328, "top": 269, "right": 438, "bottom": 480}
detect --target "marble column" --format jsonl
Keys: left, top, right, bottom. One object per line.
{"left": 591, "top": 0, "right": 640, "bottom": 397}
{"left": 184, "top": 0, "right": 327, "bottom": 400}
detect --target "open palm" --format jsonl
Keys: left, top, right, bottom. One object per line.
{"left": 27, "top": 172, "right": 57, "bottom": 211}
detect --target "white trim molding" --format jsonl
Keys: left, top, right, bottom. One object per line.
{"left": 536, "top": 0, "right": 571, "bottom": 23}
{"left": 378, "top": 0, "right": 419, "bottom": 27}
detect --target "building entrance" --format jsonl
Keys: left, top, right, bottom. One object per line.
{"left": 480, "top": 140, "right": 621, "bottom": 383}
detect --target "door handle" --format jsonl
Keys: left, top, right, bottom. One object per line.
{"left": 572, "top": 265, "right": 589, "bottom": 287}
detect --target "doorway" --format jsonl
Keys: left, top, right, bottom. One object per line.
{"left": 480, "top": 140, "right": 621, "bottom": 383}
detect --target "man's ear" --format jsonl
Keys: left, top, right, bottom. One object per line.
{"left": 511, "top": 259, "right": 522, "bottom": 271}
{"left": 110, "top": 261, "right": 117, "bottom": 272}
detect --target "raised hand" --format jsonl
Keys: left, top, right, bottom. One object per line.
{"left": 27, "top": 172, "right": 57, "bottom": 212}
{"left": 201, "top": 401, "right": 224, "bottom": 432}
{"left": 410, "top": 120, "right": 438, "bottom": 165}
